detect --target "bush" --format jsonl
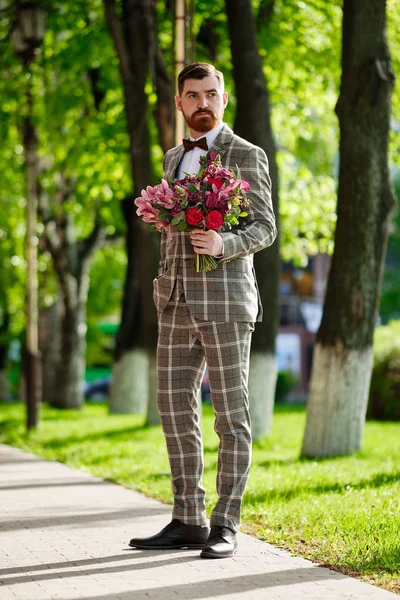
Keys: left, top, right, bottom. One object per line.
{"left": 275, "top": 370, "right": 299, "bottom": 403}
{"left": 367, "top": 320, "right": 400, "bottom": 421}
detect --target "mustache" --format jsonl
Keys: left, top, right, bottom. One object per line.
{"left": 194, "top": 109, "right": 214, "bottom": 116}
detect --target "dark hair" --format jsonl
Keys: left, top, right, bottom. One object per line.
{"left": 177, "top": 62, "right": 224, "bottom": 96}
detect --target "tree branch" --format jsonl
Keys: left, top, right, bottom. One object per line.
{"left": 103, "top": 0, "right": 133, "bottom": 89}
{"left": 37, "top": 186, "right": 62, "bottom": 260}
{"left": 256, "top": 0, "right": 275, "bottom": 29}
{"left": 104, "top": 232, "right": 125, "bottom": 246}
{"left": 153, "top": 45, "right": 175, "bottom": 152}
{"left": 78, "top": 219, "right": 106, "bottom": 262}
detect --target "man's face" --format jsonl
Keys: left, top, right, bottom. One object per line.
{"left": 175, "top": 74, "right": 228, "bottom": 135}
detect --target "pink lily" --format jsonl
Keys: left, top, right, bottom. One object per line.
{"left": 134, "top": 197, "right": 159, "bottom": 222}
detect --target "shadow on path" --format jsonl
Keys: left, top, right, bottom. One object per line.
{"left": 0, "top": 552, "right": 147, "bottom": 576}
{"left": 1, "top": 552, "right": 201, "bottom": 586}
{"left": 0, "top": 506, "right": 171, "bottom": 533}
{"left": 1, "top": 559, "right": 341, "bottom": 591}
{"left": 0, "top": 480, "right": 106, "bottom": 491}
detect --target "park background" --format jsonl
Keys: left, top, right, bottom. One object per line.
{"left": 0, "top": 0, "right": 399, "bottom": 593}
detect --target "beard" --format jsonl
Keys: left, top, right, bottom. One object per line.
{"left": 183, "top": 108, "right": 221, "bottom": 132}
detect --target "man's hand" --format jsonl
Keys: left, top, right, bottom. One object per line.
{"left": 190, "top": 229, "right": 223, "bottom": 256}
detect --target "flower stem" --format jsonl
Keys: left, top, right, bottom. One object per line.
{"left": 193, "top": 252, "right": 218, "bottom": 272}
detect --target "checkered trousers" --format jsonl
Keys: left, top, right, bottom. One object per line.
{"left": 157, "top": 278, "right": 254, "bottom": 533}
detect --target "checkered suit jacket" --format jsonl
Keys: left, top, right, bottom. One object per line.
{"left": 153, "top": 123, "right": 277, "bottom": 322}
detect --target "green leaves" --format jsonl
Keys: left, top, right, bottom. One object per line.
{"left": 278, "top": 152, "right": 337, "bottom": 266}
{"left": 178, "top": 221, "right": 189, "bottom": 231}
{"left": 158, "top": 208, "right": 169, "bottom": 222}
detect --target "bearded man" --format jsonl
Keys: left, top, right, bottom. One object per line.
{"left": 129, "top": 62, "right": 277, "bottom": 558}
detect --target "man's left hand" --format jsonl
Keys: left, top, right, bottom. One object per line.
{"left": 190, "top": 229, "right": 223, "bottom": 256}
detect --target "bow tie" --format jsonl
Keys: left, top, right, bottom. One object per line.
{"left": 182, "top": 137, "right": 208, "bottom": 152}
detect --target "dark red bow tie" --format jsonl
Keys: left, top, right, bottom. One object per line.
{"left": 182, "top": 137, "right": 208, "bottom": 152}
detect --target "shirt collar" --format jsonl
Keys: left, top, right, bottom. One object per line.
{"left": 189, "top": 122, "right": 224, "bottom": 148}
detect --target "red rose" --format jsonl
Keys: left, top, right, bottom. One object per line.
{"left": 208, "top": 177, "right": 224, "bottom": 190}
{"left": 205, "top": 210, "right": 224, "bottom": 230}
{"left": 185, "top": 207, "right": 204, "bottom": 226}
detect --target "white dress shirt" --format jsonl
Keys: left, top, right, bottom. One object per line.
{"left": 177, "top": 122, "right": 224, "bottom": 179}
{"left": 178, "top": 122, "right": 225, "bottom": 258}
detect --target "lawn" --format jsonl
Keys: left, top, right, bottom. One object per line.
{"left": 0, "top": 402, "right": 399, "bottom": 594}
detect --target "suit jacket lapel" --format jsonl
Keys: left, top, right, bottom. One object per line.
{"left": 165, "top": 146, "right": 185, "bottom": 181}
{"left": 207, "top": 123, "right": 234, "bottom": 163}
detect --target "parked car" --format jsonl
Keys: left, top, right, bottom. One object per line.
{"left": 84, "top": 377, "right": 111, "bottom": 401}
{"left": 83, "top": 372, "right": 211, "bottom": 403}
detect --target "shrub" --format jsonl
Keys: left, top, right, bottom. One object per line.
{"left": 367, "top": 320, "right": 400, "bottom": 421}
{"left": 275, "top": 370, "right": 299, "bottom": 403}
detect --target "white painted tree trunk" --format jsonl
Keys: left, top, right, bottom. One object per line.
{"left": 301, "top": 342, "right": 373, "bottom": 458}
{"left": 248, "top": 351, "right": 277, "bottom": 441}
{"left": 109, "top": 348, "right": 148, "bottom": 414}
{"left": 0, "top": 370, "right": 11, "bottom": 402}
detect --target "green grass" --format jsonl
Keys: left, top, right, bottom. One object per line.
{"left": 0, "top": 402, "right": 399, "bottom": 593}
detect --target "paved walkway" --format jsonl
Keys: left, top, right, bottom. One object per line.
{"left": 0, "top": 444, "right": 397, "bottom": 600}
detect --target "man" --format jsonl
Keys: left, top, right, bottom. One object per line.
{"left": 129, "top": 62, "right": 277, "bottom": 558}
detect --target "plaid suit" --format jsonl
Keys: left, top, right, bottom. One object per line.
{"left": 155, "top": 123, "right": 277, "bottom": 532}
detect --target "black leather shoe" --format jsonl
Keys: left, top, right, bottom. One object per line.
{"left": 129, "top": 519, "right": 209, "bottom": 550}
{"left": 200, "top": 525, "right": 237, "bottom": 558}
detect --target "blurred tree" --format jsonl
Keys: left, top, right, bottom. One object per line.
{"left": 225, "top": 0, "right": 280, "bottom": 440}
{"left": 103, "top": 0, "right": 170, "bottom": 418}
{"left": 302, "top": 0, "right": 397, "bottom": 458}
{"left": 39, "top": 175, "right": 106, "bottom": 409}
{"left": 0, "top": 1, "right": 129, "bottom": 407}
{"left": 379, "top": 179, "right": 400, "bottom": 322}
{"left": 0, "top": 62, "right": 33, "bottom": 402}
{"left": 1, "top": 0, "right": 398, "bottom": 416}
{"left": 37, "top": 3, "right": 129, "bottom": 408}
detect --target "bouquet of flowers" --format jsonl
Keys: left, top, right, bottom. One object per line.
{"left": 134, "top": 152, "right": 251, "bottom": 272}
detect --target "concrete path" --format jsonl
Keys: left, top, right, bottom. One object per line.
{"left": 0, "top": 443, "right": 397, "bottom": 600}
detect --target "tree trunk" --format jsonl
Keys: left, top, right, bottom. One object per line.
{"left": 154, "top": 45, "right": 175, "bottom": 153}
{"left": 39, "top": 181, "right": 105, "bottom": 409}
{"left": 0, "top": 309, "right": 10, "bottom": 402}
{"left": 50, "top": 256, "right": 96, "bottom": 409}
{"left": 104, "top": 0, "right": 160, "bottom": 418}
{"left": 225, "top": 0, "right": 280, "bottom": 440}
{"left": 0, "top": 370, "right": 10, "bottom": 402}
{"left": 39, "top": 300, "right": 62, "bottom": 404}
{"left": 302, "top": 0, "right": 396, "bottom": 458}
{"left": 110, "top": 348, "right": 148, "bottom": 414}
{"left": 52, "top": 301, "right": 86, "bottom": 409}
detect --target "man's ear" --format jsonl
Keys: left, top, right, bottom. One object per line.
{"left": 223, "top": 92, "right": 228, "bottom": 108}
{"left": 175, "top": 95, "right": 182, "bottom": 112}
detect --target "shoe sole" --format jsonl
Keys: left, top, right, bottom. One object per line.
{"left": 200, "top": 547, "right": 237, "bottom": 559}
{"left": 129, "top": 543, "right": 206, "bottom": 550}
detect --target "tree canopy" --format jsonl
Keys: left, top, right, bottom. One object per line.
{"left": 0, "top": 0, "right": 399, "bottom": 340}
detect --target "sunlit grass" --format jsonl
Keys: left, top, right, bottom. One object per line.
{"left": 0, "top": 402, "right": 399, "bottom": 593}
